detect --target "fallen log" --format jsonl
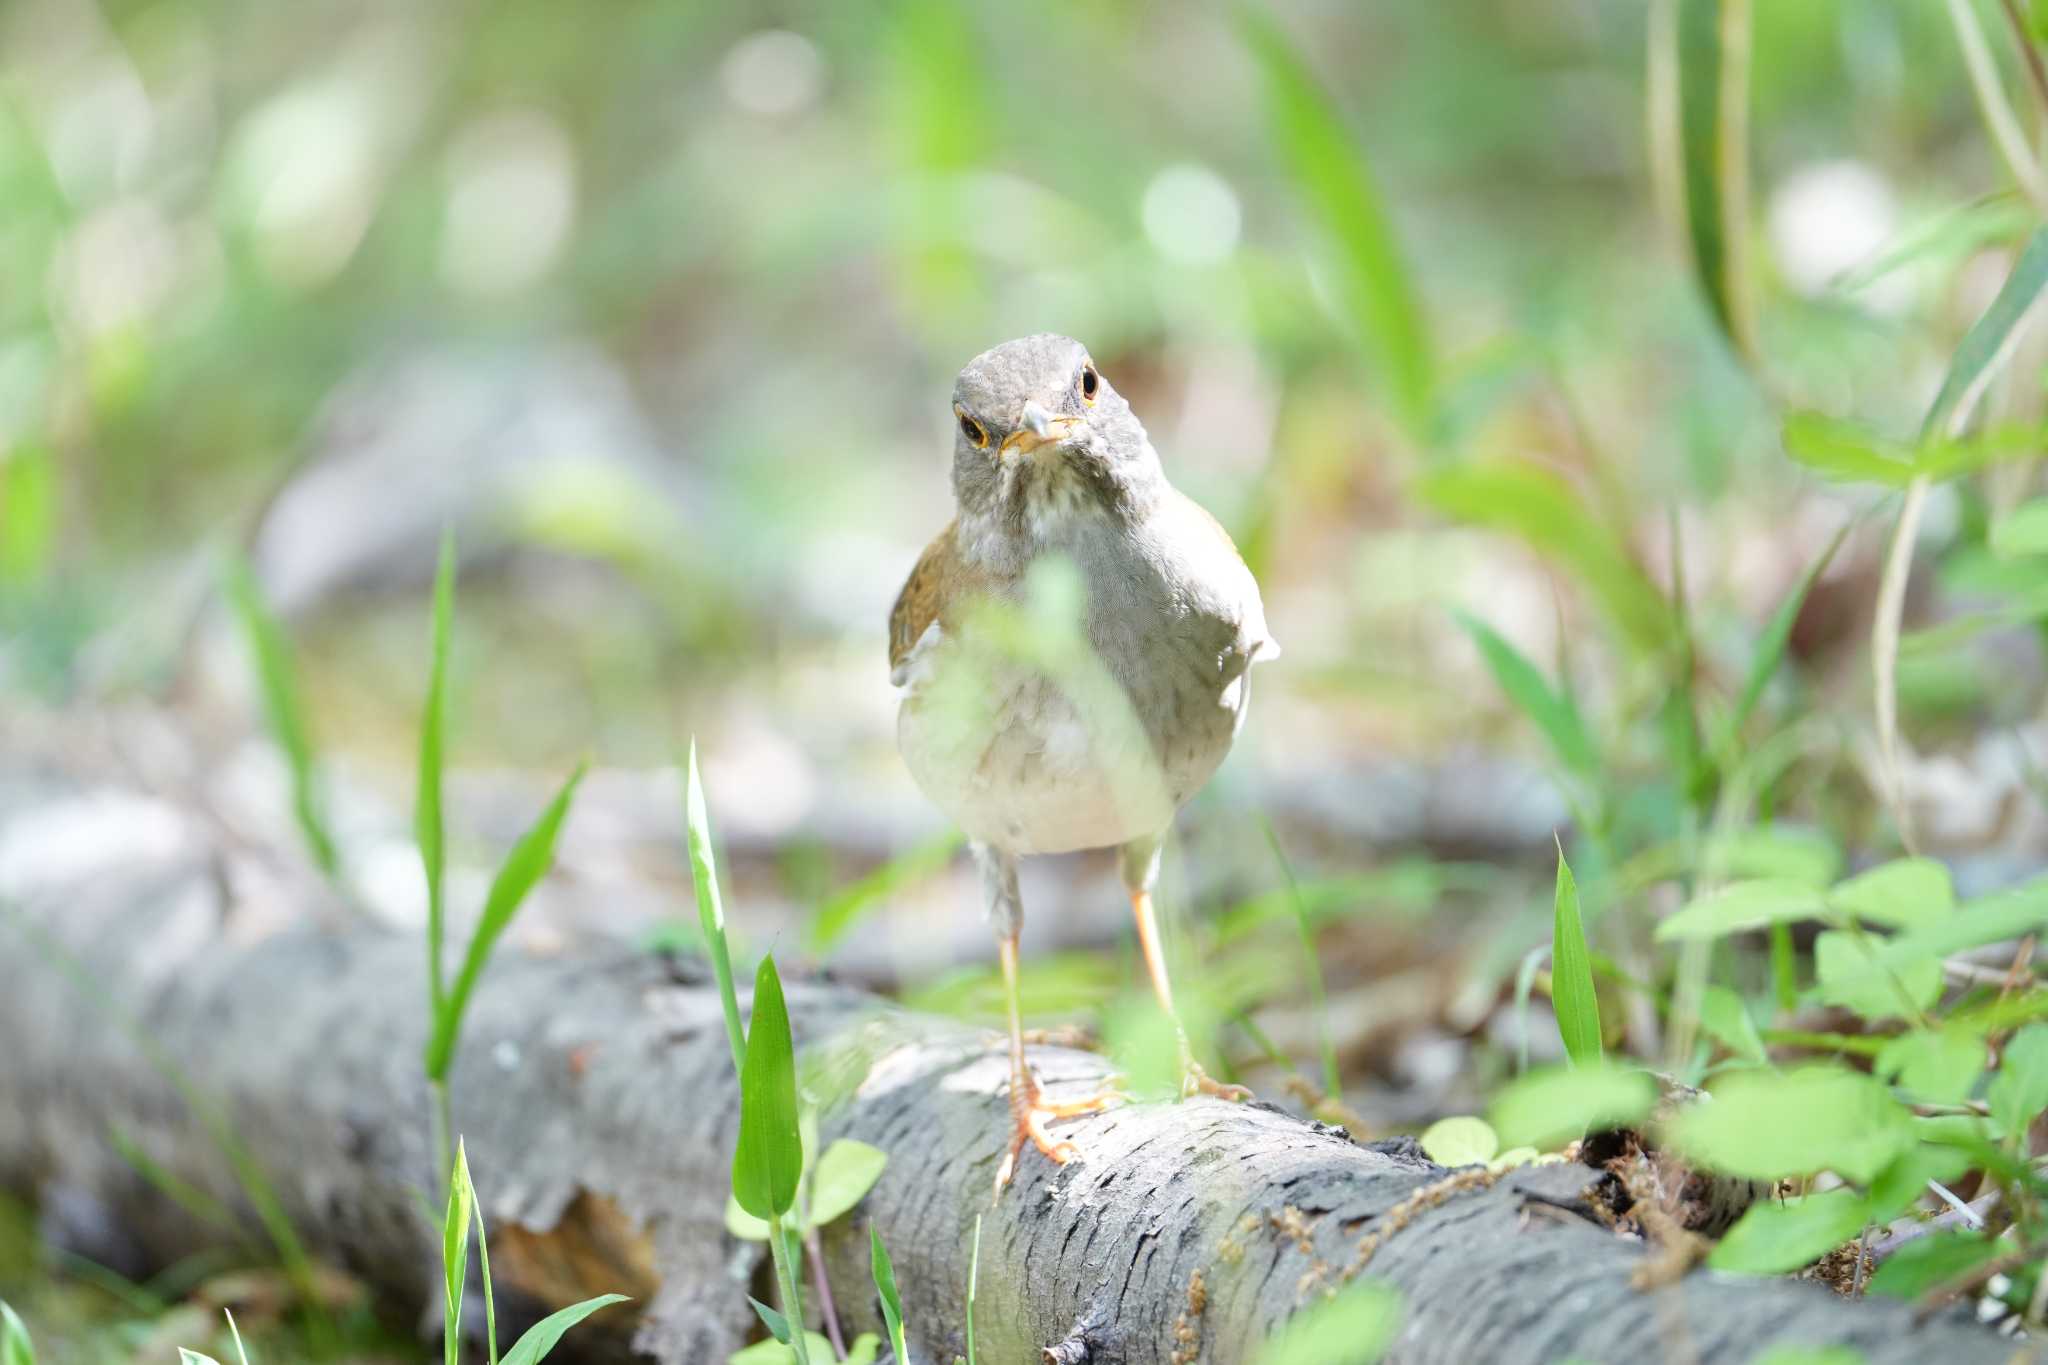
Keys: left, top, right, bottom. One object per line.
{"left": 0, "top": 758, "right": 2032, "bottom": 1364}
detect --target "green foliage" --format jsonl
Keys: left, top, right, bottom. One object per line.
{"left": 1670, "top": 1067, "right": 1911, "bottom": 1184}
{"left": 219, "top": 551, "right": 339, "bottom": 881}
{"left": 1489, "top": 1062, "right": 1656, "bottom": 1150}
{"left": 2, "top": 1302, "right": 35, "bottom": 1365}
{"left": 420, "top": 533, "right": 455, "bottom": 1017}
{"left": 1255, "top": 1280, "right": 1402, "bottom": 1365}
{"left": 1708, "top": 1188, "right": 1870, "bottom": 1276}
{"left": 424, "top": 763, "right": 587, "bottom": 1082}
{"left": 1670, "top": 0, "right": 1750, "bottom": 355}
{"left": 1866, "top": 1230, "right": 2005, "bottom": 1299}
{"left": 808, "top": 829, "right": 963, "bottom": 957}
{"left": 732, "top": 955, "right": 804, "bottom": 1222}
{"left": 500, "top": 1296, "right": 630, "bottom": 1365}
{"left": 443, "top": 1141, "right": 476, "bottom": 1365}
{"left": 1418, "top": 1115, "right": 1498, "bottom": 1168}
{"left": 687, "top": 740, "right": 750, "bottom": 1076}
{"left": 1452, "top": 612, "right": 1597, "bottom": 779}
{"left": 1549, "top": 848, "right": 1601, "bottom": 1065}
{"left": 723, "top": 1137, "right": 888, "bottom": 1242}
{"left": 0, "top": 446, "right": 54, "bottom": 588}
{"left": 1986, "top": 1024, "right": 2048, "bottom": 1144}
{"left": 964, "top": 1213, "right": 982, "bottom": 1365}
{"left": 872, "top": 1226, "right": 909, "bottom": 1365}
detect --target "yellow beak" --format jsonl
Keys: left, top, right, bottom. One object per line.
{"left": 1000, "top": 400, "right": 1080, "bottom": 457}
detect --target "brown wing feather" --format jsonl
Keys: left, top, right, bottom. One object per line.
{"left": 889, "top": 521, "right": 961, "bottom": 677}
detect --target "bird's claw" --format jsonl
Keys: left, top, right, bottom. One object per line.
{"left": 993, "top": 1071, "right": 1122, "bottom": 1196}
{"left": 1180, "top": 1057, "right": 1251, "bottom": 1102}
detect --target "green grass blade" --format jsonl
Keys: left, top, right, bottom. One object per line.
{"left": 807, "top": 829, "right": 963, "bottom": 957}
{"left": 475, "top": 1191, "right": 497, "bottom": 1365}
{"left": 1451, "top": 610, "right": 1598, "bottom": 779}
{"left": 177, "top": 1352, "right": 222, "bottom": 1365}
{"left": 223, "top": 1309, "right": 250, "bottom": 1365}
{"left": 219, "top": 551, "right": 338, "bottom": 881}
{"left": 499, "top": 1295, "right": 628, "bottom": 1365}
{"left": 732, "top": 954, "right": 802, "bottom": 1221}
{"left": 443, "top": 1140, "right": 476, "bottom": 1365}
{"left": 1549, "top": 846, "right": 1602, "bottom": 1066}
{"left": 1920, "top": 227, "right": 2048, "bottom": 443}
{"left": 1242, "top": 11, "right": 1432, "bottom": 437}
{"left": 964, "top": 1213, "right": 982, "bottom": 1365}
{"left": 686, "top": 741, "right": 749, "bottom": 1077}
{"left": 1725, "top": 517, "right": 1853, "bottom": 740}
{"left": 871, "top": 1227, "right": 909, "bottom": 1365}
{"left": 425, "top": 763, "right": 586, "bottom": 1081}
{"left": 2, "top": 1301, "right": 34, "bottom": 1365}
{"left": 420, "top": 532, "right": 456, "bottom": 1014}
{"left": 1671, "top": 0, "right": 1756, "bottom": 359}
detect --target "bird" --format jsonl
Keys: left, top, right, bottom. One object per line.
{"left": 887, "top": 333, "right": 1279, "bottom": 1189}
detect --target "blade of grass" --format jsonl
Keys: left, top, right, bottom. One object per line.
{"left": 1551, "top": 844, "right": 1602, "bottom": 1066}
{"left": 2, "top": 1301, "right": 34, "bottom": 1365}
{"left": 425, "top": 763, "right": 586, "bottom": 1082}
{"left": 499, "top": 1296, "right": 629, "bottom": 1365}
{"left": 685, "top": 741, "right": 748, "bottom": 1077}
{"left": 733, "top": 955, "right": 803, "bottom": 1221}
{"left": 420, "top": 532, "right": 455, "bottom": 1017}
{"left": 964, "top": 1213, "right": 983, "bottom": 1365}
{"left": 223, "top": 1309, "right": 249, "bottom": 1365}
{"left": 871, "top": 1227, "right": 909, "bottom": 1365}
{"left": 1452, "top": 609, "right": 1599, "bottom": 779}
{"left": 1947, "top": 0, "right": 2048, "bottom": 217}
{"left": 1665, "top": 0, "right": 1757, "bottom": 359}
{"left": 1242, "top": 10, "right": 1433, "bottom": 438}
{"left": 219, "top": 551, "right": 338, "bottom": 882}
{"left": 443, "top": 1140, "right": 475, "bottom": 1365}
{"left": 1724, "top": 516, "right": 1854, "bottom": 741}
{"left": 807, "top": 829, "right": 963, "bottom": 957}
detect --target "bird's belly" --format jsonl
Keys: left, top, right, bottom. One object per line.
{"left": 896, "top": 644, "right": 1247, "bottom": 856}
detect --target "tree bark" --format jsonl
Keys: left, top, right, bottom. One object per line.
{"left": 0, "top": 749, "right": 2032, "bottom": 1364}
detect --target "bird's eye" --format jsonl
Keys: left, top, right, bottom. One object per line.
{"left": 958, "top": 411, "right": 989, "bottom": 448}
{"left": 1079, "top": 364, "right": 1100, "bottom": 404}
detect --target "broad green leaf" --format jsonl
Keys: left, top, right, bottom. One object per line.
{"left": 1655, "top": 880, "right": 1827, "bottom": 942}
{"left": 1549, "top": 850, "right": 1601, "bottom": 1065}
{"left": 1829, "top": 859, "right": 1954, "bottom": 930}
{"left": 178, "top": 1353, "right": 223, "bottom": 1365}
{"left": 1418, "top": 461, "right": 1672, "bottom": 654}
{"left": 1698, "top": 985, "right": 1766, "bottom": 1065}
{"left": 724, "top": 1194, "right": 772, "bottom": 1242}
{"left": 1490, "top": 1061, "right": 1657, "bottom": 1150}
{"left": 1255, "top": 1279, "right": 1402, "bottom": 1365}
{"left": 419, "top": 532, "right": 455, "bottom": 1013}
{"left": 1987, "top": 1023, "right": 2048, "bottom": 1141}
{"left": 1866, "top": 1230, "right": 2005, "bottom": 1299}
{"left": 500, "top": 1294, "right": 629, "bottom": 1365}
{"left": 806, "top": 1139, "right": 887, "bottom": 1229}
{"left": 1671, "top": 0, "right": 1752, "bottom": 355}
{"left": 729, "top": 1332, "right": 834, "bottom": 1364}
{"left": 1, "top": 1302, "right": 33, "bottom": 1365}
{"left": 1707, "top": 1188, "right": 1870, "bottom": 1275}
{"left": 843, "top": 1335, "right": 880, "bottom": 1365}
{"left": 1991, "top": 499, "right": 2048, "bottom": 558}
{"left": 1419, "top": 1116, "right": 1498, "bottom": 1168}
{"left": 1812, "top": 932, "right": 1941, "bottom": 1023}
{"left": 1726, "top": 521, "right": 1853, "bottom": 739}
{"left": 1242, "top": 13, "right": 1431, "bottom": 435}
{"left": 443, "top": 1140, "right": 476, "bottom": 1365}
{"left": 1452, "top": 612, "right": 1597, "bottom": 778}
{"left": 426, "top": 763, "right": 586, "bottom": 1080}
{"left": 687, "top": 741, "right": 748, "bottom": 1078}
{"left": 809, "top": 829, "right": 962, "bottom": 955}
{"left": 220, "top": 551, "right": 339, "bottom": 880}
{"left": 733, "top": 955, "right": 803, "bottom": 1220}
{"left": 1780, "top": 415, "right": 1919, "bottom": 486}
{"left": 1876, "top": 1028, "right": 1985, "bottom": 1106}
{"left": 1710, "top": 827, "right": 1842, "bottom": 888}
{"left": 872, "top": 1226, "right": 909, "bottom": 1365}
{"left": 1849, "top": 878, "right": 2048, "bottom": 981}
{"left": 1867, "top": 1143, "right": 1973, "bottom": 1222}
{"left": 1920, "top": 228, "right": 2048, "bottom": 442}
{"left": 1670, "top": 1067, "right": 1911, "bottom": 1184}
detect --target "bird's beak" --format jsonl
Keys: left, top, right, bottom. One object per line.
{"left": 1000, "top": 400, "right": 1080, "bottom": 457}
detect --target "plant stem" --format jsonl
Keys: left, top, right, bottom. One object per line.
{"left": 805, "top": 1226, "right": 846, "bottom": 1359}
{"left": 769, "top": 1216, "right": 811, "bottom": 1365}
{"left": 431, "top": 1078, "right": 455, "bottom": 1208}
{"left": 1999, "top": 0, "right": 2048, "bottom": 120}
{"left": 1949, "top": 0, "right": 2048, "bottom": 216}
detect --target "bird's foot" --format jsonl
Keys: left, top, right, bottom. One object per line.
{"left": 1179, "top": 1056, "right": 1251, "bottom": 1102}
{"left": 993, "top": 1073, "right": 1121, "bottom": 1194}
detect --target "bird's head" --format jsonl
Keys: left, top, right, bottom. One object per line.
{"left": 948, "top": 334, "right": 1160, "bottom": 545}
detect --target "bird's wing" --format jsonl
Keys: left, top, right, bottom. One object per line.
{"left": 1165, "top": 487, "right": 1280, "bottom": 670}
{"left": 889, "top": 521, "right": 961, "bottom": 687}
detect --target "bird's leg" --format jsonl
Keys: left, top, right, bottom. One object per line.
{"left": 1123, "top": 835, "right": 1251, "bottom": 1102}
{"left": 977, "top": 843, "right": 1117, "bottom": 1193}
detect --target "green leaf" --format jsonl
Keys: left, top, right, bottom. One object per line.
{"left": 419, "top": 531, "right": 455, "bottom": 1013}
{"left": 809, "top": 830, "right": 963, "bottom": 956}
{"left": 733, "top": 955, "right": 803, "bottom": 1220}
{"left": 443, "top": 1139, "right": 476, "bottom": 1365}
{"left": 1751, "top": 1349, "right": 1866, "bottom": 1365}
{"left": 1255, "top": 1279, "right": 1403, "bottom": 1365}
{"left": 1866, "top": 1229, "right": 2005, "bottom": 1299}
{"left": 1489, "top": 1061, "right": 1657, "bottom": 1150}
{"left": 1920, "top": 228, "right": 2048, "bottom": 442}
{"left": 1867, "top": 1143, "right": 1974, "bottom": 1223}
{"left": 1709, "top": 827, "right": 1842, "bottom": 887}
{"left": 1241, "top": 13, "right": 1431, "bottom": 436}
{"left": 425, "top": 763, "right": 586, "bottom": 1081}
{"left": 1829, "top": 859, "right": 1955, "bottom": 930}
{"left": 1991, "top": 498, "right": 2048, "bottom": 558}
{"left": 1988, "top": 1023, "right": 2048, "bottom": 1141}
{"left": 1, "top": 1302, "right": 34, "bottom": 1365}
{"left": 1419, "top": 461, "right": 1672, "bottom": 655}
{"left": 1780, "top": 415, "right": 1920, "bottom": 486}
{"left": 1452, "top": 612, "right": 1598, "bottom": 778}
{"left": 1655, "top": 880, "right": 1828, "bottom": 942}
{"left": 0, "top": 444, "right": 56, "bottom": 586}
{"left": 806, "top": 1139, "right": 887, "bottom": 1229}
{"left": 1812, "top": 932, "right": 1941, "bottom": 1023}
{"left": 219, "top": 551, "right": 339, "bottom": 880}
{"left": 1549, "top": 849, "right": 1601, "bottom": 1065}
{"left": 729, "top": 1332, "right": 835, "bottom": 1364}
{"left": 1419, "top": 1116, "right": 1498, "bottom": 1167}
{"left": 749, "top": 1296, "right": 791, "bottom": 1344}
{"left": 1669, "top": 1067, "right": 1911, "bottom": 1184}
{"left": 1671, "top": 0, "right": 1752, "bottom": 355}
{"left": 723, "top": 1194, "right": 772, "bottom": 1242}
{"left": 1707, "top": 1187, "right": 1870, "bottom": 1275}
{"left": 964, "top": 1213, "right": 982, "bottom": 1365}
{"left": 178, "top": 1353, "right": 223, "bottom": 1365}
{"left": 872, "top": 1226, "right": 909, "bottom": 1365}
{"left": 500, "top": 1295, "right": 629, "bottom": 1365}
{"left": 1726, "top": 519, "right": 1853, "bottom": 738}
{"left": 1876, "top": 1027, "right": 1986, "bottom": 1106}
{"left": 687, "top": 741, "right": 749, "bottom": 1078}
{"left": 842, "top": 1335, "right": 880, "bottom": 1365}
{"left": 1849, "top": 878, "right": 2048, "bottom": 982}
{"left": 1699, "top": 985, "right": 1766, "bottom": 1065}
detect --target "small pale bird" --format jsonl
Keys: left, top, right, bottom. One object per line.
{"left": 888, "top": 334, "right": 1279, "bottom": 1187}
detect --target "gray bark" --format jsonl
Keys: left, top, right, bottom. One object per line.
{"left": 0, "top": 748, "right": 2035, "bottom": 1364}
